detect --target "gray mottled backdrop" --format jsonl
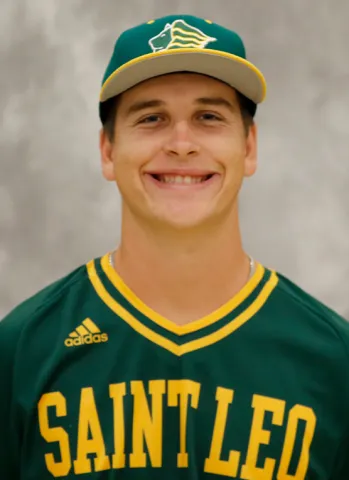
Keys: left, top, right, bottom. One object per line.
{"left": 1, "top": 0, "right": 348, "bottom": 319}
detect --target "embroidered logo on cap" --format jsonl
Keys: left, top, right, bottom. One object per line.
{"left": 149, "top": 19, "right": 217, "bottom": 52}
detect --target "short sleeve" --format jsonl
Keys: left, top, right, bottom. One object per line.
{"left": 0, "top": 314, "right": 22, "bottom": 479}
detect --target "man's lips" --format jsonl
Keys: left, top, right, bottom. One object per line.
{"left": 144, "top": 171, "right": 219, "bottom": 187}
{"left": 145, "top": 169, "right": 216, "bottom": 176}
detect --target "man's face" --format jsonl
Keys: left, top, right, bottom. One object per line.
{"left": 100, "top": 73, "right": 257, "bottom": 230}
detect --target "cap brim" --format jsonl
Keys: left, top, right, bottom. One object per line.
{"left": 100, "top": 48, "right": 266, "bottom": 105}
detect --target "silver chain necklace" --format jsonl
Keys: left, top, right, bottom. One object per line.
{"left": 108, "top": 252, "right": 255, "bottom": 278}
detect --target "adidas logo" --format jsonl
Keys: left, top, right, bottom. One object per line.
{"left": 64, "top": 318, "right": 108, "bottom": 347}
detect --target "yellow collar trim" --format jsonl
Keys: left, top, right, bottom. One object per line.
{"left": 87, "top": 258, "right": 278, "bottom": 356}
{"left": 101, "top": 253, "right": 265, "bottom": 335}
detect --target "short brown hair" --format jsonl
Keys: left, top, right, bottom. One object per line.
{"left": 101, "top": 90, "right": 255, "bottom": 141}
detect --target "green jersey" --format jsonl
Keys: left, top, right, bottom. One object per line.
{"left": 1, "top": 253, "right": 348, "bottom": 479}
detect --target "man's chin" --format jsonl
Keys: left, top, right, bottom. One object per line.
{"left": 152, "top": 211, "right": 214, "bottom": 231}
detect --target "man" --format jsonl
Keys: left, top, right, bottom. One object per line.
{"left": 0, "top": 14, "right": 348, "bottom": 479}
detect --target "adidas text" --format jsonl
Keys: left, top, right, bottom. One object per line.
{"left": 65, "top": 333, "right": 108, "bottom": 347}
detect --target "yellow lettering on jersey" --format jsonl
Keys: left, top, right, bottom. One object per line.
{"left": 168, "top": 379, "right": 201, "bottom": 467}
{"left": 74, "top": 387, "right": 111, "bottom": 474}
{"left": 110, "top": 383, "right": 126, "bottom": 469}
{"left": 278, "top": 405, "right": 316, "bottom": 479}
{"left": 38, "top": 392, "right": 71, "bottom": 478}
{"left": 204, "top": 387, "right": 240, "bottom": 477}
{"left": 130, "top": 380, "right": 166, "bottom": 468}
{"left": 240, "top": 395, "right": 285, "bottom": 479}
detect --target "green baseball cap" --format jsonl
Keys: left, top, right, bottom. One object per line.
{"left": 99, "top": 14, "right": 266, "bottom": 122}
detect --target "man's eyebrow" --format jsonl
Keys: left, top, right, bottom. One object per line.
{"left": 194, "top": 97, "right": 236, "bottom": 112}
{"left": 125, "top": 99, "right": 165, "bottom": 116}
{"left": 124, "top": 96, "right": 236, "bottom": 116}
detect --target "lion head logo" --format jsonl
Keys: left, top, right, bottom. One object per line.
{"left": 149, "top": 19, "right": 217, "bottom": 52}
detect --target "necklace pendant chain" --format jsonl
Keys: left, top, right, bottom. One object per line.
{"left": 108, "top": 252, "right": 255, "bottom": 278}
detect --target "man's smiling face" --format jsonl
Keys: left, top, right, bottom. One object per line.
{"left": 100, "top": 73, "right": 257, "bottom": 231}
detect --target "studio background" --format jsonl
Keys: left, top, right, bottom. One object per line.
{"left": 1, "top": 0, "right": 348, "bottom": 319}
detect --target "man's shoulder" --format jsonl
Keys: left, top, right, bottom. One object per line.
{"left": 273, "top": 269, "right": 349, "bottom": 340}
{"left": 0, "top": 258, "right": 94, "bottom": 340}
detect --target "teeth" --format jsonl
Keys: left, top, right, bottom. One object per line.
{"left": 158, "top": 175, "right": 209, "bottom": 184}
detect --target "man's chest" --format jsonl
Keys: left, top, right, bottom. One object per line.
{"left": 22, "top": 369, "right": 342, "bottom": 479}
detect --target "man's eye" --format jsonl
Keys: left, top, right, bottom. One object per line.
{"left": 138, "top": 114, "right": 162, "bottom": 124}
{"left": 199, "top": 112, "right": 222, "bottom": 121}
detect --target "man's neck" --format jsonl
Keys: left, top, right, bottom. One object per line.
{"left": 112, "top": 216, "right": 253, "bottom": 325}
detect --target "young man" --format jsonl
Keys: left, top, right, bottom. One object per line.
{"left": 0, "top": 14, "right": 348, "bottom": 480}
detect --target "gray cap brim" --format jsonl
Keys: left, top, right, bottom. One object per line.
{"left": 100, "top": 49, "right": 266, "bottom": 105}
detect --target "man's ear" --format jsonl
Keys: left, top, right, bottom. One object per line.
{"left": 100, "top": 128, "right": 116, "bottom": 181}
{"left": 244, "top": 123, "right": 258, "bottom": 178}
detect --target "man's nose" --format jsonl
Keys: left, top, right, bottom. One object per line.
{"left": 163, "top": 121, "right": 200, "bottom": 159}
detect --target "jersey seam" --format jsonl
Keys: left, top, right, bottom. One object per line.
{"left": 6, "top": 265, "right": 89, "bottom": 471}
{"left": 13, "top": 265, "right": 90, "bottom": 352}
{"left": 275, "top": 281, "right": 349, "bottom": 359}
{"left": 18, "top": 267, "right": 90, "bottom": 333}
{"left": 12, "top": 267, "right": 90, "bottom": 397}
{"left": 276, "top": 281, "right": 349, "bottom": 450}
